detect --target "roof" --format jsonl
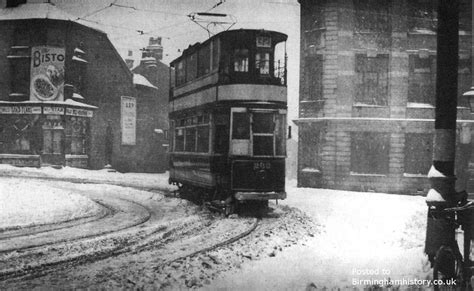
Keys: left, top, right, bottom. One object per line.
{"left": 133, "top": 74, "right": 158, "bottom": 90}
{"left": 0, "top": 2, "right": 103, "bottom": 32}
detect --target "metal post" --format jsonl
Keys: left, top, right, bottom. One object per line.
{"left": 424, "top": 0, "right": 460, "bottom": 262}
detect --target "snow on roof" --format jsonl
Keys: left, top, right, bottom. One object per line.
{"left": 72, "top": 93, "right": 84, "bottom": 100}
{"left": 0, "top": 2, "right": 103, "bottom": 32}
{"left": 133, "top": 73, "right": 157, "bottom": 90}
{"left": 72, "top": 55, "right": 88, "bottom": 63}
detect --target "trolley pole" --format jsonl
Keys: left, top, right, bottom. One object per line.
{"left": 424, "top": 0, "right": 460, "bottom": 263}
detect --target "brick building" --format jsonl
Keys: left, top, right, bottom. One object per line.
{"left": 297, "top": 0, "right": 473, "bottom": 194}
{"left": 0, "top": 0, "right": 169, "bottom": 172}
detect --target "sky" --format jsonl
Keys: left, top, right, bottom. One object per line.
{"left": 49, "top": 0, "right": 301, "bottom": 122}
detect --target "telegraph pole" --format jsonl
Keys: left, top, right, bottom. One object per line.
{"left": 425, "top": 0, "right": 460, "bottom": 263}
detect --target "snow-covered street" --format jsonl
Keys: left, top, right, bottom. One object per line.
{"left": 0, "top": 165, "right": 434, "bottom": 289}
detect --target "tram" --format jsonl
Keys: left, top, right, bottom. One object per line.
{"left": 168, "top": 29, "right": 287, "bottom": 213}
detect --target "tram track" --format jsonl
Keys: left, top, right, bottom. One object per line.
{"left": 0, "top": 179, "right": 263, "bottom": 287}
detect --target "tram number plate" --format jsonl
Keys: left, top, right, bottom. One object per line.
{"left": 253, "top": 162, "right": 271, "bottom": 170}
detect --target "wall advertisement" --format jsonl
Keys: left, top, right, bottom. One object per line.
{"left": 121, "top": 96, "right": 136, "bottom": 145}
{"left": 30, "top": 46, "right": 65, "bottom": 102}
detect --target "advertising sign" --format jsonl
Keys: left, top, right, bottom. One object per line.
{"left": 121, "top": 96, "right": 136, "bottom": 145}
{"left": 30, "top": 46, "right": 65, "bottom": 102}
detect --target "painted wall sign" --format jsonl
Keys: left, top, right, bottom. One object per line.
{"left": 0, "top": 106, "right": 41, "bottom": 114}
{"left": 30, "top": 46, "right": 65, "bottom": 102}
{"left": 121, "top": 96, "right": 136, "bottom": 145}
{"left": 43, "top": 106, "right": 65, "bottom": 115}
{"left": 65, "top": 108, "right": 93, "bottom": 117}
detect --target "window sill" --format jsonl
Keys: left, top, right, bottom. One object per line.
{"left": 353, "top": 103, "right": 387, "bottom": 108}
{"left": 350, "top": 172, "right": 386, "bottom": 177}
{"left": 403, "top": 173, "right": 426, "bottom": 178}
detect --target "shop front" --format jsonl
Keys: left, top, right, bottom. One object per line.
{"left": 0, "top": 101, "right": 96, "bottom": 168}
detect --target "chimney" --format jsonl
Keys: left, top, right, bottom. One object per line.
{"left": 144, "top": 36, "right": 163, "bottom": 61}
{"left": 125, "top": 50, "right": 134, "bottom": 69}
{"left": 6, "top": 0, "right": 26, "bottom": 7}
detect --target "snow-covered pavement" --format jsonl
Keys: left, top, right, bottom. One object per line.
{"left": 0, "top": 164, "right": 432, "bottom": 289}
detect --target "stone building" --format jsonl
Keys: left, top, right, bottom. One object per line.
{"left": 0, "top": 0, "right": 169, "bottom": 172}
{"left": 297, "top": 0, "right": 473, "bottom": 194}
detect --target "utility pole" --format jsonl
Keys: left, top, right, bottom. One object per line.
{"left": 425, "top": 0, "right": 460, "bottom": 263}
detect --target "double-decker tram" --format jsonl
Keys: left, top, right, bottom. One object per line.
{"left": 168, "top": 29, "right": 287, "bottom": 214}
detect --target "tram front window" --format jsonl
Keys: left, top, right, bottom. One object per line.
{"left": 233, "top": 48, "right": 249, "bottom": 72}
{"left": 255, "top": 52, "right": 270, "bottom": 75}
{"left": 252, "top": 112, "right": 274, "bottom": 156}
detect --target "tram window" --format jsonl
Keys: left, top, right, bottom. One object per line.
{"left": 214, "top": 113, "right": 229, "bottom": 154}
{"left": 252, "top": 113, "right": 273, "bottom": 133}
{"left": 175, "top": 60, "right": 185, "bottom": 86}
{"left": 196, "top": 125, "right": 210, "bottom": 152}
{"left": 232, "top": 112, "right": 250, "bottom": 139}
{"left": 211, "top": 38, "right": 219, "bottom": 71}
{"left": 175, "top": 128, "right": 184, "bottom": 151}
{"left": 233, "top": 48, "right": 249, "bottom": 72}
{"left": 185, "top": 127, "right": 196, "bottom": 152}
{"left": 275, "top": 114, "right": 286, "bottom": 156}
{"left": 255, "top": 52, "right": 270, "bottom": 75}
{"left": 186, "top": 53, "right": 197, "bottom": 82}
{"left": 253, "top": 136, "right": 273, "bottom": 156}
{"left": 198, "top": 43, "right": 211, "bottom": 76}
{"left": 252, "top": 112, "right": 274, "bottom": 156}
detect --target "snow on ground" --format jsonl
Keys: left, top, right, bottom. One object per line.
{"left": 208, "top": 179, "right": 430, "bottom": 290}
{"left": 0, "top": 178, "right": 102, "bottom": 230}
{"left": 0, "top": 165, "right": 431, "bottom": 289}
{"left": 0, "top": 164, "right": 175, "bottom": 191}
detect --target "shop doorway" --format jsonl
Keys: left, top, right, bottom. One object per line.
{"left": 41, "top": 116, "right": 64, "bottom": 165}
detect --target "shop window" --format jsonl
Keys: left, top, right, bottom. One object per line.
{"left": 408, "top": 54, "right": 436, "bottom": 104}
{"left": 355, "top": 54, "right": 389, "bottom": 106}
{"left": 351, "top": 132, "right": 390, "bottom": 174}
{"left": 65, "top": 117, "right": 87, "bottom": 155}
{"left": 404, "top": 133, "right": 433, "bottom": 175}
{"left": 233, "top": 48, "right": 249, "bottom": 72}
{"left": 198, "top": 43, "right": 211, "bottom": 77}
{"left": 186, "top": 53, "right": 197, "bottom": 82}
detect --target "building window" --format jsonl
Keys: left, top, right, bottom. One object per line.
{"left": 404, "top": 133, "right": 433, "bottom": 175}
{"left": 458, "top": 56, "right": 472, "bottom": 107}
{"left": 354, "top": 0, "right": 390, "bottom": 33}
{"left": 355, "top": 54, "right": 389, "bottom": 106}
{"left": 408, "top": 54, "right": 436, "bottom": 104}
{"left": 408, "top": 0, "right": 437, "bottom": 32}
{"left": 351, "top": 132, "right": 390, "bottom": 174}
{"left": 300, "top": 126, "right": 321, "bottom": 170}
